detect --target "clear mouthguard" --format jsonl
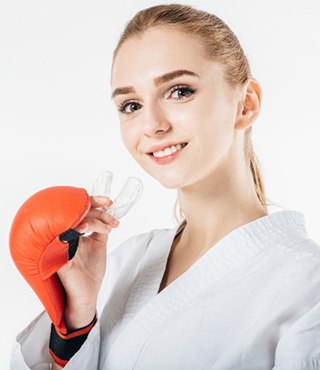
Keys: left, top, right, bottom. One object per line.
{"left": 91, "top": 171, "right": 143, "bottom": 219}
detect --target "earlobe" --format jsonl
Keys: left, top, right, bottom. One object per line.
{"left": 235, "top": 79, "right": 262, "bottom": 130}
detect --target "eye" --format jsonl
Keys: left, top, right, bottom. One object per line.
{"left": 169, "top": 85, "right": 196, "bottom": 100}
{"left": 118, "top": 101, "right": 142, "bottom": 115}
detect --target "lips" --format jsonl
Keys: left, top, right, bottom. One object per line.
{"left": 147, "top": 142, "right": 188, "bottom": 165}
{"left": 146, "top": 142, "right": 188, "bottom": 154}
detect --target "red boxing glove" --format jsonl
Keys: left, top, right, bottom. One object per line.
{"left": 9, "top": 186, "right": 91, "bottom": 335}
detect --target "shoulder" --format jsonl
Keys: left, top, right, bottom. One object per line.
{"left": 281, "top": 237, "right": 320, "bottom": 276}
{"left": 283, "top": 236, "right": 320, "bottom": 257}
{"left": 276, "top": 237, "right": 320, "bottom": 293}
{"left": 264, "top": 237, "right": 320, "bottom": 367}
{"left": 273, "top": 239, "right": 320, "bottom": 366}
{"left": 274, "top": 257, "right": 320, "bottom": 368}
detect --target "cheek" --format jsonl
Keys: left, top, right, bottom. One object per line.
{"left": 120, "top": 124, "right": 140, "bottom": 157}
{"left": 187, "top": 97, "right": 235, "bottom": 159}
{"left": 120, "top": 125, "right": 133, "bottom": 151}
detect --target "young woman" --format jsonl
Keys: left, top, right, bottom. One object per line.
{"left": 11, "top": 4, "right": 320, "bottom": 370}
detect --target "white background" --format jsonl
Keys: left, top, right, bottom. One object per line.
{"left": 1, "top": 0, "right": 319, "bottom": 366}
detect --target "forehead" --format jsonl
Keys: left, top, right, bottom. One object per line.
{"left": 111, "top": 27, "right": 216, "bottom": 88}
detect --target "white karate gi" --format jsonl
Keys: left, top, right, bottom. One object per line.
{"left": 10, "top": 209, "right": 320, "bottom": 370}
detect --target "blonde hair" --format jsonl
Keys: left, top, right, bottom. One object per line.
{"left": 113, "top": 4, "right": 275, "bottom": 222}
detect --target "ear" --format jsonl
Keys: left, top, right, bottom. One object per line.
{"left": 235, "top": 78, "right": 262, "bottom": 130}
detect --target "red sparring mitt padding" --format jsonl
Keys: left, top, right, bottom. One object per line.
{"left": 9, "top": 186, "right": 91, "bottom": 335}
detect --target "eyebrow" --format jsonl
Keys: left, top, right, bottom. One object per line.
{"left": 111, "top": 69, "right": 200, "bottom": 99}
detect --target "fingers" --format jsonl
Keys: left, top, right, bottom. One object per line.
{"left": 74, "top": 203, "right": 120, "bottom": 235}
{"left": 74, "top": 222, "right": 90, "bottom": 234}
{"left": 74, "top": 219, "right": 115, "bottom": 236}
{"left": 90, "top": 195, "right": 113, "bottom": 209}
{"left": 77, "top": 219, "right": 113, "bottom": 235}
{"left": 86, "top": 208, "right": 119, "bottom": 225}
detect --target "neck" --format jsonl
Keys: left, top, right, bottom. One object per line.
{"left": 176, "top": 159, "right": 268, "bottom": 256}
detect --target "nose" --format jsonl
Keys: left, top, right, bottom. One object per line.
{"left": 142, "top": 102, "right": 171, "bottom": 137}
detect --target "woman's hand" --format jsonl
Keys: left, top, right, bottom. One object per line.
{"left": 56, "top": 195, "right": 119, "bottom": 330}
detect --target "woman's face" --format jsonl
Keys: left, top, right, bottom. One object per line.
{"left": 111, "top": 27, "right": 243, "bottom": 189}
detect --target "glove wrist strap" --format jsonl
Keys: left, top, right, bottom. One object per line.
{"left": 49, "top": 314, "right": 97, "bottom": 367}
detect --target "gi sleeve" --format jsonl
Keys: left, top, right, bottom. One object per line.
{"left": 272, "top": 244, "right": 320, "bottom": 370}
{"left": 272, "top": 300, "right": 320, "bottom": 370}
{"left": 10, "top": 310, "right": 100, "bottom": 370}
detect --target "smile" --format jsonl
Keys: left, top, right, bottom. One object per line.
{"left": 148, "top": 143, "right": 188, "bottom": 165}
{"left": 153, "top": 143, "right": 187, "bottom": 157}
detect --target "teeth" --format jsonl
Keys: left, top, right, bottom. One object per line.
{"left": 153, "top": 143, "right": 186, "bottom": 158}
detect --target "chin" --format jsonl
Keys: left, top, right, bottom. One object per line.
{"left": 155, "top": 175, "right": 186, "bottom": 189}
{"left": 159, "top": 182, "right": 180, "bottom": 190}
{"left": 138, "top": 159, "right": 188, "bottom": 189}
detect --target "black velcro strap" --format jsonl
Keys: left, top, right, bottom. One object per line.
{"left": 49, "top": 322, "right": 91, "bottom": 361}
{"left": 59, "top": 229, "right": 83, "bottom": 260}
